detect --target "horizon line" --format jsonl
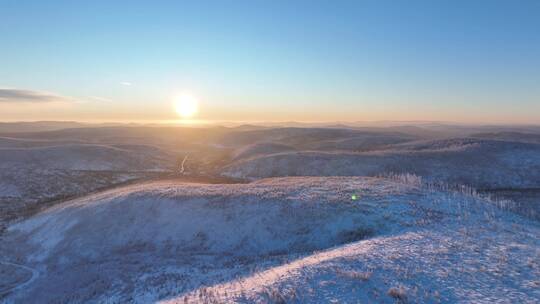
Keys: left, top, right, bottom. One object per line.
{"left": 1, "top": 119, "right": 539, "bottom": 127}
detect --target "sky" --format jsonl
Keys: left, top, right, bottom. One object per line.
{"left": 1, "top": 0, "right": 539, "bottom": 124}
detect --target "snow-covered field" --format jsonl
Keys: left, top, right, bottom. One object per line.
{"left": 1, "top": 177, "right": 538, "bottom": 303}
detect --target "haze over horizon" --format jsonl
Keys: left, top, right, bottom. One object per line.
{"left": 1, "top": 0, "right": 539, "bottom": 124}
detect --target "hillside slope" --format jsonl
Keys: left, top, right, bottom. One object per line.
{"left": 0, "top": 143, "right": 173, "bottom": 228}
{"left": 1, "top": 177, "right": 538, "bottom": 303}
{"left": 222, "top": 139, "right": 540, "bottom": 189}
{"left": 0, "top": 144, "right": 169, "bottom": 171}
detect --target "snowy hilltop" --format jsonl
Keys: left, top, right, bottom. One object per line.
{"left": 1, "top": 177, "right": 538, "bottom": 303}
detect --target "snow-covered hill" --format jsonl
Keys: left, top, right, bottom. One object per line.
{"left": 0, "top": 136, "right": 86, "bottom": 148}
{"left": 1, "top": 177, "right": 538, "bottom": 303}
{"left": 222, "top": 139, "right": 540, "bottom": 189}
{"left": 232, "top": 142, "right": 296, "bottom": 161}
{"left": 217, "top": 127, "right": 418, "bottom": 151}
{"left": 0, "top": 144, "right": 169, "bottom": 171}
{"left": 0, "top": 143, "right": 171, "bottom": 205}
{"left": 471, "top": 131, "right": 540, "bottom": 144}
{"left": 0, "top": 143, "right": 173, "bottom": 228}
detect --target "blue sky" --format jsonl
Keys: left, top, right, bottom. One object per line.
{"left": 1, "top": 0, "right": 539, "bottom": 123}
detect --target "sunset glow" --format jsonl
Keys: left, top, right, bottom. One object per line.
{"left": 174, "top": 94, "right": 199, "bottom": 119}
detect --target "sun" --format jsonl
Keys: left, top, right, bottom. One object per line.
{"left": 174, "top": 94, "right": 199, "bottom": 118}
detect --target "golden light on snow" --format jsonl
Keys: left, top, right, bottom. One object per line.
{"left": 174, "top": 94, "right": 199, "bottom": 118}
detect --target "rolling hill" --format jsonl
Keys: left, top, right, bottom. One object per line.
{"left": 222, "top": 139, "right": 540, "bottom": 189}
{"left": 0, "top": 143, "right": 173, "bottom": 229}
{"left": 1, "top": 177, "right": 538, "bottom": 303}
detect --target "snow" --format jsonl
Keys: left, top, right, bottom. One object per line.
{"left": 1, "top": 177, "right": 538, "bottom": 303}
{"left": 222, "top": 139, "right": 540, "bottom": 189}
{"left": 0, "top": 144, "right": 170, "bottom": 171}
{"left": 0, "top": 142, "right": 172, "bottom": 230}
{"left": 174, "top": 217, "right": 539, "bottom": 303}
{"left": 1, "top": 127, "right": 539, "bottom": 303}
{"left": 232, "top": 142, "right": 296, "bottom": 161}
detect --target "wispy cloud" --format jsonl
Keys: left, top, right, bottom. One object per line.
{"left": 0, "top": 88, "right": 72, "bottom": 103}
{"left": 88, "top": 96, "right": 113, "bottom": 102}
{"left": 120, "top": 81, "right": 132, "bottom": 86}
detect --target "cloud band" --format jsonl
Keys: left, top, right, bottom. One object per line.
{"left": 0, "top": 88, "right": 70, "bottom": 103}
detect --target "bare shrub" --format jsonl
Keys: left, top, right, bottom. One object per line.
{"left": 263, "top": 287, "right": 287, "bottom": 304}
{"left": 381, "top": 172, "right": 530, "bottom": 220}
{"left": 382, "top": 172, "right": 423, "bottom": 186}
{"left": 337, "top": 270, "right": 372, "bottom": 281}
{"left": 387, "top": 285, "right": 407, "bottom": 302}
